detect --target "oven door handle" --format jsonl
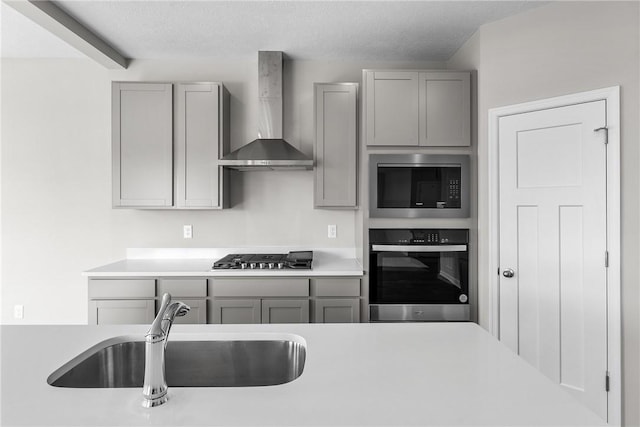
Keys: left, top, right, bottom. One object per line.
{"left": 371, "top": 244, "right": 467, "bottom": 253}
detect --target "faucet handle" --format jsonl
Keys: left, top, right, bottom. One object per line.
{"left": 174, "top": 303, "right": 190, "bottom": 317}
{"left": 147, "top": 293, "right": 172, "bottom": 339}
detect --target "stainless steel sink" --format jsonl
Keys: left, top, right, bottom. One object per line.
{"left": 47, "top": 336, "right": 306, "bottom": 388}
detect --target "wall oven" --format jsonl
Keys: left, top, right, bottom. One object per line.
{"left": 369, "top": 154, "right": 470, "bottom": 218}
{"left": 369, "top": 228, "right": 470, "bottom": 322}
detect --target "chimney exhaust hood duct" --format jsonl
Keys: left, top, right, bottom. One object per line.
{"left": 219, "top": 51, "right": 314, "bottom": 171}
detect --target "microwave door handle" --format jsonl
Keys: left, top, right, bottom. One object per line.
{"left": 371, "top": 244, "right": 467, "bottom": 253}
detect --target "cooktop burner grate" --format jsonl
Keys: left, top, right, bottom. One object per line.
{"left": 212, "top": 251, "right": 312, "bottom": 270}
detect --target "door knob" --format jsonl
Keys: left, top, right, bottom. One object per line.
{"left": 502, "top": 268, "right": 515, "bottom": 278}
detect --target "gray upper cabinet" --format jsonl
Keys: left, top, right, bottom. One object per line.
{"left": 112, "top": 81, "right": 229, "bottom": 209}
{"left": 112, "top": 82, "right": 173, "bottom": 207}
{"left": 365, "top": 71, "right": 419, "bottom": 146}
{"left": 418, "top": 72, "right": 470, "bottom": 147}
{"left": 364, "top": 70, "right": 471, "bottom": 147}
{"left": 314, "top": 83, "right": 358, "bottom": 208}
{"left": 175, "top": 83, "right": 229, "bottom": 209}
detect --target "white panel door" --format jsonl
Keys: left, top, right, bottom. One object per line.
{"left": 498, "top": 100, "right": 608, "bottom": 419}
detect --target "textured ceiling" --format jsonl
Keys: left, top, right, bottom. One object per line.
{"left": 2, "top": 1, "right": 544, "bottom": 61}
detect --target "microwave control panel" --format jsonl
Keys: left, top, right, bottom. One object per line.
{"left": 447, "top": 179, "right": 460, "bottom": 201}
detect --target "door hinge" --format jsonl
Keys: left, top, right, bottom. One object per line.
{"left": 606, "top": 371, "right": 610, "bottom": 392}
{"left": 605, "top": 250, "right": 609, "bottom": 268}
{"left": 594, "top": 127, "right": 609, "bottom": 144}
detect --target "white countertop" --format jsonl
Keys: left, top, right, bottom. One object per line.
{"left": 83, "top": 248, "right": 363, "bottom": 277}
{"left": 1, "top": 323, "right": 606, "bottom": 426}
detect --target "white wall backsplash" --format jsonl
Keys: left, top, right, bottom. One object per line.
{"left": 126, "top": 247, "right": 357, "bottom": 261}
{"left": 1, "top": 56, "right": 444, "bottom": 325}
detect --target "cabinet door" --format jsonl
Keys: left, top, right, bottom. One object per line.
{"left": 313, "top": 299, "right": 360, "bottom": 323}
{"left": 314, "top": 83, "right": 358, "bottom": 208}
{"left": 365, "top": 71, "right": 419, "bottom": 146}
{"left": 418, "top": 71, "right": 470, "bottom": 147}
{"left": 261, "top": 299, "right": 309, "bottom": 324}
{"left": 175, "top": 83, "right": 225, "bottom": 208}
{"left": 210, "top": 299, "right": 261, "bottom": 324}
{"left": 89, "top": 300, "right": 155, "bottom": 325}
{"left": 112, "top": 82, "right": 173, "bottom": 207}
{"left": 167, "top": 298, "right": 207, "bottom": 324}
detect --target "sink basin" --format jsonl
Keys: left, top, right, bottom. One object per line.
{"left": 47, "top": 335, "right": 306, "bottom": 388}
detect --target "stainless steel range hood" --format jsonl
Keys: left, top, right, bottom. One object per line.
{"left": 219, "top": 51, "right": 313, "bottom": 171}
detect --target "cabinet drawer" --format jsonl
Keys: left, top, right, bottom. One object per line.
{"left": 210, "top": 278, "right": 309, "bottom": 297}
{"left": 89, "top": 299, "right": 155, "bottom": 325}
{"left": 311, "top": 278, "right": 360, "bottom": 297}
{"left": 89, "top": 279, "right": 155, "bottom": 299}
{"left": 158, "top": 278, "right": 207, "bottom": 297}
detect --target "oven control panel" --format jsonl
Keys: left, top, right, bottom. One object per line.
{"left": 369, "top": 228, "right": 469, "bottom": 245}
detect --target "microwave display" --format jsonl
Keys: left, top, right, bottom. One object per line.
{"left": 369, "top": 154, "right": 470, "bottom": 218}
{"left": 377, "top": 166, "right": 461, "bottom": 209}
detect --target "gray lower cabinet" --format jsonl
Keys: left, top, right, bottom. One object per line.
{"left": 157, "top": 278, "right": 207, "bottom": 324}
{"left": 169, "top": 298, "right": 207, "bottom": 324}
{"left": 89, "top": 278, "right": 207, "bottom": 325}
{"left": 88, "top": 279, "right": 156, "bottom": 325}
{"left": 211, "top": 298, "right": 309, "bottom": 324}
{"left": 89, "top": 299, "right": 155, "bottom": 325}
{"left": 314, "top": 83, "right": 358, "bottom": 208}
{"left": 210, "top": 299, "right": 261, "bottom": 324}
{"left": 209, "top": 278, "right": 310, "bottom": 324}
{"left": 89, "top": 276, "right": 361, "bottom": 325}
{"left": 112, "top": 81, "right": 229, "bottom": 209}
{"left": 261, "top": 299, "right": 309, "bottom": 324}
{"left": 310, "top": 278, "right": 361, "bottom": 323}
{"left": 313, "top": 298, "right": 360, "bottom": 323}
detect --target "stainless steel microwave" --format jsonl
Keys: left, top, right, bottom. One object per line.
{"left": 369, "top": 154, "right": 470, "bottom": 218}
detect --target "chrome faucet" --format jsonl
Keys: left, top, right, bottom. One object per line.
{"left": 142, "top": 293, "right": 190, "bottom": 408}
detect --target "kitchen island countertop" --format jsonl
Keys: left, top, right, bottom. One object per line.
{"left": 1, "top": 323, "right": 606, "bottom": 426}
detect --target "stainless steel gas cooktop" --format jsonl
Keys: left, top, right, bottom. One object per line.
{"left": 212, "top": 251, "right": 313, "bottom": 270}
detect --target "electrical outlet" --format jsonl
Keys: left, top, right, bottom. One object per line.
{"left": 328, "top": 224, "right": 337, "bottom": 238}
{"left": 14, "top": 305, "right": 24, "bottom": 319}
{"left": 183, "top": 225, "right": 193, "bottom": 239}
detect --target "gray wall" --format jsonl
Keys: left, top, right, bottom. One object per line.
{"left": 0, "top": 57, "right": 443, "bottom": 324}
{"left": 447, "top": 2, "right": 639, "bottom": 425}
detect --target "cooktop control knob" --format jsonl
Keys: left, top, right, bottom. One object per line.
{"left": 278, "top": 262, "right": 284, "bottom": 269}
{"left": 268, "top": 262, "right": 275, "bottom": 269}
{"left": 240, "top": 262, "right": 248, "bottom": 269}
{"left": 250, "top": 262, "right": 257, "bottom": 269}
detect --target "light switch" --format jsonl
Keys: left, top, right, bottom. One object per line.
{"left": 183, "top": 225, "right": 193, "bottom": 239}
{"left": 328, "top": 225, "right": 337, "bottom": 238}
